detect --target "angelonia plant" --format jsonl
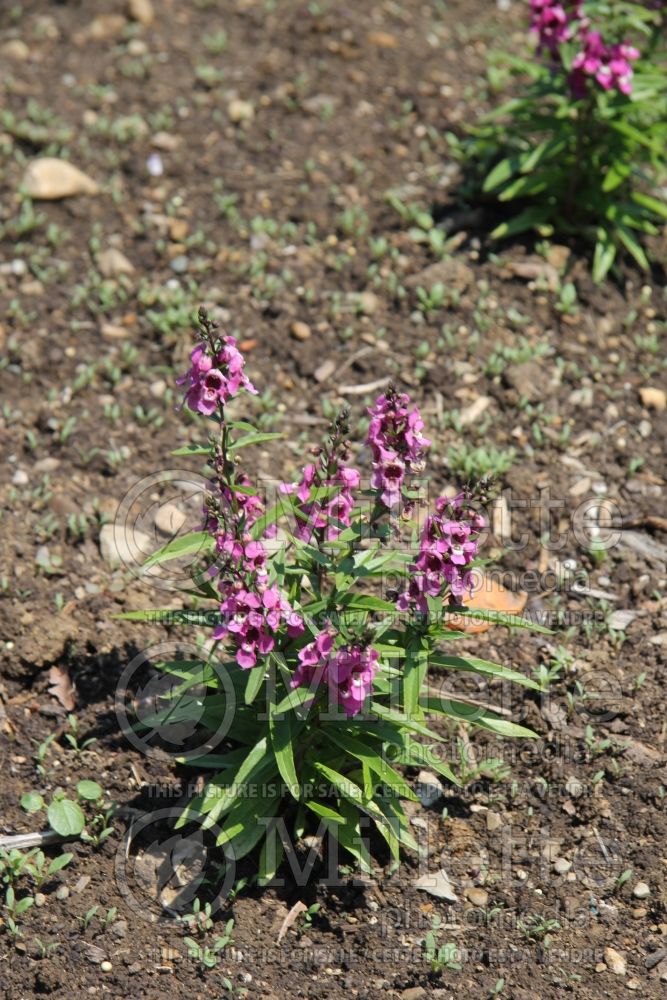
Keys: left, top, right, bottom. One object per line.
{"left": 461, "top": 0, "right": 666, "bottom": 281}
{"left": 121, "top": 309, "right": 543, "bottom": 878}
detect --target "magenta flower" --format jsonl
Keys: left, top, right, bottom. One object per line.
{"left": 178, "top": 335, "right": 257, "bottom": 415}
{"left": 328, "top": 646, "right": 379, "bottom": 717}
{"left": 396, "top": 492, "right": 486, "bottom": 610}
{"left": 281, "top": 462, "right": 359, "bottom": 542}
{"left": 366, "top": 388, "right": 430, "bottom": 508}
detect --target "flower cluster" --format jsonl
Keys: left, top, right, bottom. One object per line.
{"left": 530, "top": 0, "right": 642, "bottom": 97}
{"left": 291, "top": 632, "right": 378, "bottom": 717}
{"left": 281, "top": 463, "right": 360, "bottom": 542}
{"left": 178, "top": 337, "right": 257, "bottom": 416}
{"left": 213, "top": 582, "right": 304, "bottom": 669}
{"left": 367, "top": 388, "right": 431, "bottom": 508}
{"left": 396, "top": 492, "right": 486, "bottom": 612}
{"left": 570, "top": 33, "right": 640, "bottom": 96}
{"left": 530, "top": 0, "right": 582, "bottom": 55}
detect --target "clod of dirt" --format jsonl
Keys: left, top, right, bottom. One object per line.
{"left": 2, "top": 39, "right": 30, "bottom": 61}
{"left": 503, "top": 361, "right": 554, "bottom": 403}
{"left": 228, "top": 99, "right": 255, "bottom": 124}
{"left": 604, "top": 946, "right": 627, "bottom": 976}
{"left": 97, "top": 248, "right": 135, "bottom": 279}
{"left": 406, "top": 257, "right": 474, "bottom": 294}
{"left": 22, "top": 158, "right": 99, "bottom": 200}
{"left": 75, "top": 14, "right": 127, "bottom": 44}
{"left": 639, "top": 386, "right": 666, "bottom": 411}
{"left": 127, "top": 0, "right": 155, "bottom": 27}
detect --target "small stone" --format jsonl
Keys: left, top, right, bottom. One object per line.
{"left": 154, "top": 503, "right": 186, "bottom": 536}
{"left": 98, "top": 248, "right": 134, "bottom": 278}
{"left": 569, "top": 386, "right": 593, "bottom": 408}
{"left": 2, "top": 39, "right": 30, "bottom": 61}
{"left": 101, "top": 323, "right": 129, "bottom": 339}
{"left": 80, "top": 14, "right": 127, "bottom": 42}
{"left": 565, "top": 775, "right": 585, "bottom": 798}
{"left": 406, "top": 257, "right": 474, "bottom": 294}
{"left": 55, "top": 885, "right": 69, "bottom": 901}
{"left": 170, "top": 255, "right": 189, "bottom": 274}
{"left": 34, "top": 892, "right": 47, "bottom": 907}
{"left": 149, "top": 379, "right": 167, "bottom": 399}
{"left": 167, "top": 218, "right": 189, "bottom": 242}
{"left": 639, "top": 387, "right": 666, "bottom": 411}
{"left": 73, "top": 876, "right": 91, "bottom": 893}
{"left": 632, "top": 908, "right": 648, "bottom": 919}
{"left": 151, "top": 132, "right": 181, "bottom": 151}
{"left": 127, "top": 0, "right": 154, "bottom": 26}
{"left": 415, "top": 770, "right": 444, "bottom": 807}
{"left": 464, "top": 887, "right": 489, "bottom": 907}
{"left": 401, "top": 989, "right": 427, "bottom": 1000}
{"left": 291, "top": 321, "right": 312, "bottom": 342}
{"left": 20, "top": 280, "right": 44, "bottom": 296}
{"left": 633, "top": 882, "right": 650, "bottom": 899}
{"left": 545, "top": 244, "right": 571, "bottom": 270}
{"left": 554, "top": 858, "right": 572, "bottom": 874}
{"left": 368, "top": 31, "right": 398, "bottom": 49}
{"left": 99, "top": 523, "right": 152, "bottom": 570}
{"left": 22, "top": 158, "right": 99, "bottom": 200}
{"left": 357, "top": 291, "right": 379, "bottom": 315}
{"left": 146, "top": 152, "right": 163, "bottom": 177}
{"left": 33, "top": 457, "right": 60, "bottom": 473}
{"left": 486, "top": 810, "right": 502, "bottom": 832}
{"left": 604, "top": 947, "right": 627, "bottom": 976}
{"left": 100, "top": 961, "right": 112, "bottom": 973}
{"left": 314, "top": 359, "right": 336, "bottom": 383}
{"left": 12, "top": 469, "right": 28, "bottom": 486}
{"left": 228, "top": 99, "right": 255, "bottom": 124}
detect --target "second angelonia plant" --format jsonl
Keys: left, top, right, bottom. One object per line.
{"left": 120, "top": 309, "right": 544, "bottom": 879}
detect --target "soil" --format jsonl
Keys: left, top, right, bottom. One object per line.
{"left": 0, "top": 1, "right": 666, "bottom": 999}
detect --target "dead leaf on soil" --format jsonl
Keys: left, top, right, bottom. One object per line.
{"left": 47, "top": 665, "right": 76, "bottom": 711}
{"left": 443, "top": 573, "right": 528, "bottom": 634}
{"left": 277, "top": 900, "right": 308, "bottom": 943}
{"left": 413, "top": 869, "right": 458, "bottom": 902}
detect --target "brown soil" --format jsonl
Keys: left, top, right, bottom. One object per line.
{"left": 0, "top": 2, "right": 666, "bottom": 999}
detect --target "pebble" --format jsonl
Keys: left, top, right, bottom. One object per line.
{"left": 55, "top": 885, "right": 69, "bottom": 901}
{"left": 2, "top": 39, "right": 30, "bottom": 61}
{"left": 100, "top": 961, "right": 112, "bottom": 973}
{"left": 228, "top": 99, "right": 255, "bottom": 123}
{"left": 604, "top": 947, "right": 627, "bottom": 976}
{"left": 22, "top": 158, "right": 99, "bottom": 200}
{"left": 554, "top": 857, "right": 572, "bottom": 874}
{"left": 101, "top": 323, "right": 129, "bottom": 339}
{"left": 633, "top": 882, "right": 650, "bottom": 899}
{"left": 154, "top": 502, "right": 186, "bottom": 536}
{"left": 99, "top": 523, "right": 152, "bottom": 569}
{"left": 639, "top": 387, "right": 666, "bottom": 411}
{"left": 34, "top": 892, "right": 46, "bottom": 907}
{"left": 149, "top": 379, "right": 167, "bottom": 398}
{"left": 565, "top": 775, "right": 585, "bottom": 798}
{"left": 290, "top": 320, "right": 312, "bottom": 341}
{"left": 12, "top": 469, "right": 28, "bottom": 486}
{"left": 401, "top": 989, "right": 427, "bottom": 1000}
{"left": 486, "top": 810, "right": 502, "bottom": 832}
{"left": 464, "top": 887, "right": 489, "bottom": 907}
{"left": 127, "top": 0, "right": 154, "bottom": 26}
{"left": 415, "top": 770, "right": 444, "bottom": 807}
{"left": 314, "top": 359, "right": 336, "bottom": 383}
{"left": 170, "top": 255, "right": 189, "bottom": 274}
{"left": 98, "top": 248, "right": 134, "bottom": 278}
{"left": 33, "top": 457, "right": 60, "bottom": 473}
{"left": 356, "top": 290, "right": 379, "bottom": 315}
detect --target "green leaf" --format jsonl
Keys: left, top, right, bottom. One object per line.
{"left": 170, "top": 444, "right": 210, "bottom": 457}
{"left": 47, "top": 853, "right": 73, "bottom": 876}
{"left": 443, "top": 607, "right": 553, "bottom": 633}
{"left": 305, "top": 800, "right": 345, "bottom": 823}
{"left": 15, "top": 896, "right": 34, "bottom": 915}
{"left": 491, "top": 206, "right": 552, "bottom": 240}
{"left": 631, "top": 191, "right": 667, "bottom": 222}
{"left": 258, "top": 826, "right": 284, "bottom": 886}
{"left": 228, "top": 432, "right": 284, "bottom": 453}
{"left": 245, "top": 663, "right": 266, "bottom": 705}
{"left": 269, "top": 713, "right": 300, "bottom": 801}
{"left": 47, "top": 798, "right": 86, "bottom": 837}
{"left": 325, "top": 729, "right": 417, "bottom": 801}
{"left": 20, "top": 792, "right": 45, "bottom": 814}
{"left": 370, "top": 703, "right": 445, "bottom": 742}
{"left": 141, "top": 531, "right": 215, "bottom": 571}
{"left": 429, "top": 653, "right": 540, "bottom": 690}
{"left": 327, "top": 797, "right": 373, "bottom": 873}
{"left": 76, "top": 780, "right": 103, "bottom": 801}
{"left": 421, "top": 697, "right": 538, "bottom": 738}
{"left": 592, "top": 235, "right": 617, "bottom": 284}
{"left": 483, "top": 155, "right": 522, "bottom": 193}
{"left": 616, "top": 225, "right": 649, "bottom": 270}
{"left": 402, "top": 638, "right": 428, "bottom": 720}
